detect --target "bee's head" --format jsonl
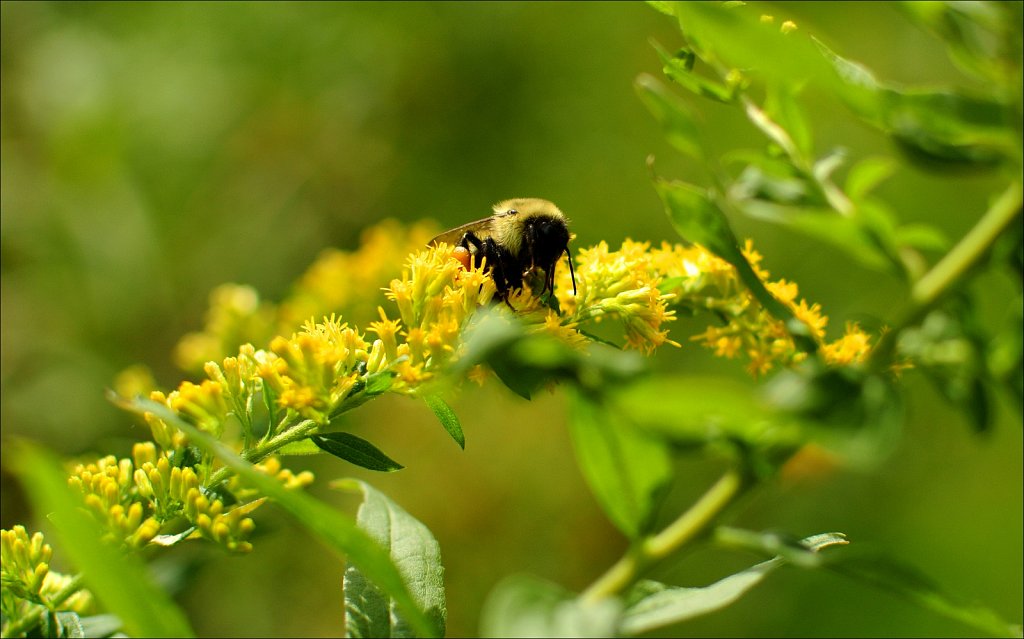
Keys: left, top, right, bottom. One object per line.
{"left": 523, "top": 214, "right": 569, "bottom": 266}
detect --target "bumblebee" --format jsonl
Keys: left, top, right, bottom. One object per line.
{"left": 429, "top": 198, "right": 577, "bottom": 304}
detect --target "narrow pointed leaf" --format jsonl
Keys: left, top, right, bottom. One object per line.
{"left": 824, "top": 549, "right": 1022, "bottom": 638}
{"left": 423, "top": 395, "right": 465, "bottom": 449}
{"left": 621, "top": 532, "right": 848, "bottom": 635}
{"left": 313, "top": 432, "right": 404, "bottom": 472}
{"left": 636, "top": 73, "right": 704, "bottom": 161}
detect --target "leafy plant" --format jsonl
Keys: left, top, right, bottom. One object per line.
{"left": 3, "top": 2, "right": 1021, "bottom": 638}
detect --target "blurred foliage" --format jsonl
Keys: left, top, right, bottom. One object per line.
{"left": 1, "top": 2, "right": 1022, "bottom": 638}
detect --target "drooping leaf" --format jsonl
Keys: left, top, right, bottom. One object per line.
{"left": 313, "top": 432, "right": 404, "bottom": 472}
{"left": 117, "top": 397, "right": 441, "bottom": 638}
{"left": 823, "top": 548, "right": 1022, "bottom": 638}
{"left": 10, "top": 441, "right": 196, "bottom": 639}
{"left": 609, "top": 375, "right": 805, "bottom": 471}
{"left": 334, "top": 479, "right": 446, "bottom": 639}
{"left": 635, "top": 73, "right": 704, "bottom": 161}
{"left": 480, "top": 574, "right": 622, "bottom": 638}
{"left": 650, "top": 40, "right": 735, "bottom": 104}
{"left": 423, "top": 395, "right": 465, "bottom": 449}
{"left": 621, "top": 531, "right": 848, "bottom": 635}
{"left": 567, "top": 390, "right": 673, "bottom": 539}
{"left": 814, "top": 37, "right": 1018, "bottom": 168}
{"left": 735, "top": 199, "right": 896, "bottom": 272}
{"left": 900, "top": 1, "right": 1021, "bottom": 86}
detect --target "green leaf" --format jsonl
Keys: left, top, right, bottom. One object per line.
{"left": 635, "top": 73, "right": 704, "bottom": 161}
{"left": 893, "top": 223, "right": 951, "bottom": 253}
{"left": 765, "top": 83, "right": 813, "bottom": 159}
{"left": 814, "top": 37, "right": 1018, "bottom": 167}
{"left": 119, "top": 397, "right": 441, "bottom": 638}
{"left": 823, "top": 549, "right": 1022, "bottom": 638}
{"left": 621, "top": 531, "right": 848, "bottom": 635}
{"left": 312, "top": 432, "right": 404, "bottom": 472}
{"left": 334, "top": 479, "right": 446, "bottom": 639}
{"left": 480, "top": 574, "right": 621, "bottom": 638}
{"left": 845, "top": 156, "right": 897, "bottom": 202}
{"left": 423, "top": 395, "right": 465, "bottom": 449}
{"left": 735, "top": 199, "right": 896, "bottom": 272}
{"left": 645, "top": 0, "right": 675, "bottom": 17}
{"left": 651, "top": 40, "right": 735, "bottom": 103}
{"left": 77, "top": 615, "right": 122, "bottom": 638}
{"left": 713, "top": 527, "right": 850, "bottom": 567}
{"left": 900, "top": 1, "right": 1020, "bottom": 87}
{"left": 567, "top": 390, "right": 673, "bottom": 538}
{"left": 671, "top": 2, "right": 837, "bottom": 86}
{"left": 610, "top": 376, "right": 805, "bottom": 463}
{"left": 9, "top": 441, "right": 196, "bottom": 639}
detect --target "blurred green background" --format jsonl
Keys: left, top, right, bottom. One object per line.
{"left": 1, "top": 2, "right": 1020, "bottom": 637}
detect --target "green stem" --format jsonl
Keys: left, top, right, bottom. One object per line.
{"left": 207, "top": 419, "right": 320, "bottom": 487}
{"left": 3, "top": 573, "right": 86, "bottom": 637}
{"left": 871, "top": 180, "right": 1023, "bottom": 368}
{"left": 580, "top": 469, "right": 745, "bottom": 603}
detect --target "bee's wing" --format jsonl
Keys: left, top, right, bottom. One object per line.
{"left": 428, "top": 216, "right": 496, "bottom": 247}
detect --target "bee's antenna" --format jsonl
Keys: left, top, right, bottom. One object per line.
{"left": 565, "top": 247, "right": 577, "bottom": 295}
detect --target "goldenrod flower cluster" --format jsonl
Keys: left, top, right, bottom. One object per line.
{"left": 377, "top": 243, "right": 499, "bottom": 389}
{"left": 64, "top": 442, "right": 310, "bottom": 555}
{"left": 619, "top": 238, "right": 872, "bottom": 375}
{"left": 174, "top": 220, "right": 439, "bottom": 374}
{"left": 94, "top": 224, "right": 871, "bottom": 563}
{"left": 1, "top": 526, "right": 92, "bottom": 624}
{"left": 554, "top": 239, "right": 681, "bottom": 353}
{"left": 165, "top": 228, "right": 870, "bottom": 433}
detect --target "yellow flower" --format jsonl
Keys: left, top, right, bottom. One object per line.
{"left": 821, "top": 322, "right": 873, "bottom": 365}
{"left": 1, "top": 527, "right": 94, "bottom": 616}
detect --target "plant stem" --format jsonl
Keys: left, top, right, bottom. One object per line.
{"left": 580, "top": 469, "right": 745, "bottom": 604}
{"left": 871, "top": 180, "right": 1023, "bottom": 368}
{"left": 207, "top": 419, "right": 319, "bottom": 487}
{"left": 2, "top": 573, "right": 86, "bottom": 637}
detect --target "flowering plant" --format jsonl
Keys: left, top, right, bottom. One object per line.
{"left": 4, "top": 3, "right": 1020, "bottom": 638}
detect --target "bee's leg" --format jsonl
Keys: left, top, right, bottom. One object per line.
{"left": 459, "top": 233, "right": 512, "bottom": 306}
{"left": 459, "top": 232, "right": 486, "bottom": 268}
